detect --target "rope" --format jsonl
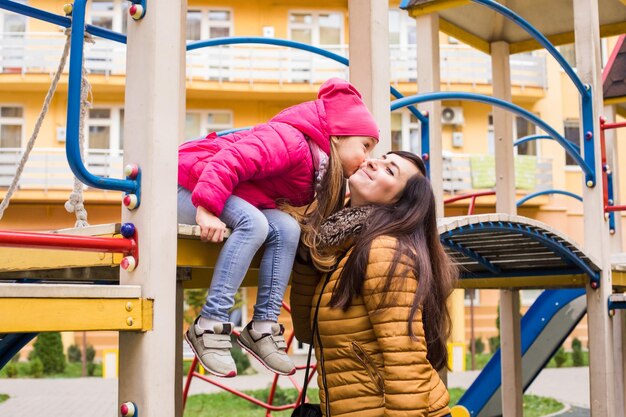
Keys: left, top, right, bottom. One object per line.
{"left": 65, "top": 32, "right": 94, "bottom": 228}
{"left": 0, "top": 30, "right": 72, "bottom": 220}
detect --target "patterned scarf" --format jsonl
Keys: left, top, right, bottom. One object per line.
{"left": 316, "top": 205, "right": 374, "bottom": 253}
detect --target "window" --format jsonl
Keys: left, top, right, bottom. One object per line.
{"left": 88, "top": 0, "right": 128, "bottom": 33}
{"left": 0, "top": 106, "right": 24, "bottom": 148}
{"left": 388, "top": 10, "right": 416, "bottom": 47}
{"left": 521, "top": 289, "right": 542, "bottom": 306}
{"left": 1, "top": 1, "right": 27, "bottom": 73}
{"left": 85, "top": 107, "right": 124, "bottom": 154}
{"left": 558, "top": 44, "right": 576, "bottom": 69}
{"left": 185, "top": 110, "right": 233, "bottom": 141}
{"left": 487, "top": 114, "right": 538, "bottom": 155}
{"left": 564, "top": 119, "right": 580, "bottom": 167}
{"left": 289, "top": 11, "right": 343, "bottom": 45}
{"left": 464, "top": 288, "right": 480, "bottom": 306}
{"left": 515, "top": 116, "right": 537, "bottom": 156}
{"left": 186, "top": 9, "right": 233, "bottom": 41}
{"left": 391, "top": 111, "right": 421, "bottom": 153}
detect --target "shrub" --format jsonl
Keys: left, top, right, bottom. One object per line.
{"left": 471, "top": 337, "right": 485, "bottom": 355}
{"left": 231, "top": 346, "right": 251, "bottom": 375}
{"left": 29, "top": 357, "right": 44, "bottom": 378}
{"left": 571, "top": 338, "right": 584, "bottom": 367}
{"left": 67, "top": 345, "right": 82, "bottom": 363}
{"left": 10, "top": 353, "right": 20, "bottom": 363}
{"left": 488, "top": 336, "right": 500, "bottom": 353}
{"left": 5, "top": 363, "right": 17, "bottom": 378}
{"left": 86, "top": 345, "right": 96, "bottom": 363}
{"left": 553, "top": 347, "right": 567, "bottom": 368}
{"left": 31, "top": 332, "right": 66, "bottom": 375}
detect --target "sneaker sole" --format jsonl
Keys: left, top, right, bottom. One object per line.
{"left": 236, "top": 337, "right": 296, "bottom": 376}
{"left": 184, "top": 332, "right": 237, "bottom": 378}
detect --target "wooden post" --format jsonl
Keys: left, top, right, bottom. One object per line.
{"left": 118, "top": 1, "right": 186, "bottom": 416}
{"left": 348, "top": 0, "right": 390, "bottom": 155}
{"left": 492, "top": 40, "right": 523, "bottom": 417}
{"left": 574, "top": 1, "right": 616, "bottom": 417}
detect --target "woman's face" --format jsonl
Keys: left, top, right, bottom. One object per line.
{"left": 348, "top": 153, "right": 420, "bottom": 207}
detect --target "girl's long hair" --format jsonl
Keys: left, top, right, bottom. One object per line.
{"left": 289, "top": 137, "right": 349, "bottom": 270}
{"left": 329, "top": 151, "right": 458, "bottom": 371}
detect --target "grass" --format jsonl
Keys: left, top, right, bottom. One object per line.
{"left": 0, "top": 394, "right": 8, "bottom": 404}
{"left": 0, "top": 362, "right": 102, "bottom": 378}
{"left": 465, "top": 351, "right": 589, "bottom": 371}
{"left": 183, "top": 387, "right": 563, "bottom": 417}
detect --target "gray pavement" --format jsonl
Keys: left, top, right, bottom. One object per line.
{"left": 0, "top": 364, "right": 592, "bottom": 417}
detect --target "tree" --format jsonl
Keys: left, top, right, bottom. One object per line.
{"left": 553, "top": 346, "right": 567, "bottom": 368}
{"left": 571, "top": 337, "right": 584, "bottom": 367}
{"left": 30, "top": 332, "right": 66, "bottom": 375}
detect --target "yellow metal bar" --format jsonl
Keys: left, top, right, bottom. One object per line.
{"left": 439, "top": 18, "right": 490, "bottom": 54}
{"left": 0, "top": 247, "right": 115, "bottom": 272}
{"left": 0, "top": 297, "right": 153, "bottom": 332}
{"left": 458, "top": 274, "right": 587, "bottom": 289}
{"left": 406, "top": 0, "right": 471, "bottom": 17}
{"left": 613, "top": 271, "right": 626, "bottom": 289}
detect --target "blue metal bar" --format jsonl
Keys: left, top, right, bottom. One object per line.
{"left": 0, "top": 0, "right": 126, "bottom": 44}
{"left": 440, "top": 221, "right": 600, "bottom": 285}
{"left": 391, "top": 92, "right": 595, "bottom": 181}
{"left": 471, "top": 0, "right": 587, "bottom": 98}
{"left": 187, "top": 37, "right": 428, "bottom": 124}
{"left": 607, "top": 172, "right": 616, "bottom": 232}
{"left": 514, "top": 134, "right": 580, "bottom": 152}
{"left": 66, "top": 0, "right": 137, "bottom": 194}
{"left": 390, "top": 86, "right": 428, "bottom": 124}
{"left": 216, "top": 127, "right": 250, "bottom": 136}
{"left": 442, "top": 238, "right": 501, "bottom": 274}
{"left": 516, "top": 190, "right": 582, "bottom": 207}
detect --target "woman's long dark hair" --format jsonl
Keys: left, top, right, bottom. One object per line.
{"left": 329, "top": 151, "right": 458, "bottom": 371}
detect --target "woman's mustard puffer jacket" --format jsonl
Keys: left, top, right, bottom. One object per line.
{"left": 290, "top": 236, "right": 450, "bottom": 417}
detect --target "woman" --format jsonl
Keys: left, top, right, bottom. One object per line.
{"left": 291, "top": 151, "right": 458, "bottom": 417}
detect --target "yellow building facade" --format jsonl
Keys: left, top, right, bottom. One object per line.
{"left": 1, "top": 0, "right": 625, "bottom": 358}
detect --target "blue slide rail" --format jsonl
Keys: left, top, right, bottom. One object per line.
{"left": 457, "top": 288, "right": 587, "bottom": 417}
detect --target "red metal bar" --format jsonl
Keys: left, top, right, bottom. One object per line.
{"left": 182, "top": 355, "right": 199, "bottom": 408}
{"left": 443, "top": 191, "right": 495, "bottom": 205}
{"left": 468, "top": 196, "right": 478, "bottom": 215}
{"left": 601, "top": 121, "right": 626, "bottom": 130}
{"left": 0, "top": 230, "right": 135, "bottom": 254}
{"left": 606, "top": 205, "right": 626, "bottom": 212}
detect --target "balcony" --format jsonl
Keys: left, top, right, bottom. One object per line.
{"left": 0, "top": 148, "right": 122, "bottom": 191}
{"left": 0, "top": 147, "right": 552, "bottom": 194}
{"left": 0, "top": 33, "right": 547, "bottom": 88}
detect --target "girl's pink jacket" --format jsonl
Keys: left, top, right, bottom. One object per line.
{"left": 177, "top": 78, "right": 379, "bottom": 216}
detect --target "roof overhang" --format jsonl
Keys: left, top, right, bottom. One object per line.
{"left": 401, "top": 0, "right": 626, "bottom": 54}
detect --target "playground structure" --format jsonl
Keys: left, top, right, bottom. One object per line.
{"left": 0, "top": 1, "right": 626, "bottom": 417}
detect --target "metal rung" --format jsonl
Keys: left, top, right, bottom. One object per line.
{"left": 608, "top": 293, "right": 626, "bottom": 311}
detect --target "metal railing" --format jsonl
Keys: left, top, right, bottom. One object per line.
{"left": 0, "top": 147, "right": 123, "bottom": 191}
{"left": 0, "top": 33, "right": 547, "bottom": 87}
{"left": 0, "top": 147, "right": 552, "bottom": 193}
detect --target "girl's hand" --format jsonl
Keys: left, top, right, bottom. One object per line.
{"left": 196, "top": 206, "right": 227, "bottom": 243}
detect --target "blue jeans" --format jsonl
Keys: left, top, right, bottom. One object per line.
{"left": 178, "top": 186, "right": 300, "bottom": 322}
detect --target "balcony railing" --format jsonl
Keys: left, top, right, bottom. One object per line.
{"left": 0, "top": 147, "right": 122, "bottom": 191}
{"left": 0, "top": 33, "right": 547, "bottom": 88}
{"left": 0, "top": 147, "right": 552, "bottom": 193}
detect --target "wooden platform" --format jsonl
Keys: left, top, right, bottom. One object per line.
{"left": 0, "top": 215, "right": 613, "bottom": 291}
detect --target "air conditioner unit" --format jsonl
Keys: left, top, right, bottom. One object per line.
{"left": 441, "top": 106, "right": 464, "bottom": 125}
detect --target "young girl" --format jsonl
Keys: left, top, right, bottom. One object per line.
{"left": 178, "top": 78, "right": 379, "bottom": 377}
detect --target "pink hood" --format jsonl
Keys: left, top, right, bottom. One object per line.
{"left": 178, "top": 78, "right": 379, "bottom": 216}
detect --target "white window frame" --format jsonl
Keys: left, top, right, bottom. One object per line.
{"left": 563, "top": 118, "right": 582, "bottom": 171}
{"left": 464, "top": 288, "right": 480, "bottom": 306}
{"left": 388, "top": 9, "right": 416, "bottom": 49}
{"left": 84, "top": 106, "right": 124, "bottom": 155}
{"left": 288, "top": 10, "right": 344, "bottom": 46}
{"left": 0, "top": 104, "right": 25, "bottom": 148}
{"left": 186, "top": 7, "right": 234, "bottom": 41}
{"left": 186, "top": 109, "right": 233, "bottom": 139}
{"left": 88, "top": 0, "right": 128, "bottom": 33}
